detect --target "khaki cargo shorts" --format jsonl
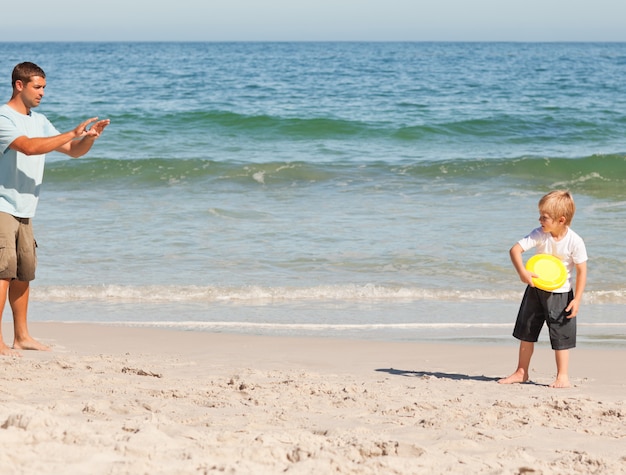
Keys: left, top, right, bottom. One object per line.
{"left": 0, "top": 212, "right": 37, "bottom": 281}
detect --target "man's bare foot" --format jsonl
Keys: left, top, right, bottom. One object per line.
{"left": 0, "top": 343, "right": 22, "bottom": 357}
{"left": 13, "top": 337, "right": 51, "bottom": 352}
{"left": 498, "top": 369, "right": 529, "bottom": 384}
{"left": 549, "top": 377, "right": 570, "bottom": 388}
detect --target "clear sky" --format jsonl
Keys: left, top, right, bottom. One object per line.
{"left": 2, "top": 0, "right": 625, "bottom": 42}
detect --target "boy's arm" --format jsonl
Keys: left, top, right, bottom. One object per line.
{"left": 510, "top": 243, "right": 536, "bottom": 286}
{"left": 565, "top": 261, "right": 587, "bottom": 318}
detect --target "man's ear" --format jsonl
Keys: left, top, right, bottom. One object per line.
{"left": 14, "top": 80, "right": 24, "bottom": 91}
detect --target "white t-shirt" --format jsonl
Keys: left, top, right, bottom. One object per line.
{"left": 0, "top": 104, "right": 60, "bottom": 218}
{"left": 518, "top": 226, "right": 588, "bottom": 293}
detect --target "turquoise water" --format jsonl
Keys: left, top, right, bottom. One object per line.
{"left": 1, "top": 42, "right": 625, "bottom": 346}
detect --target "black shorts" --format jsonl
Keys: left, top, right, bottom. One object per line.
{"left": 512, "top": 286, "right": 576, "bottom": 350}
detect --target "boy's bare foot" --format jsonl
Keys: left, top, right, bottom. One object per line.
{"left": 13, "top": 336, "right": 51, "bottom": 352}
{"left": 549, "top": 377, "right": 571, "bottom": 388}
{"left": 498, "top": 369, "right": 528, "bottom": 384}
{"left": 0, "top": 343, "right": 22, "bottom": 357}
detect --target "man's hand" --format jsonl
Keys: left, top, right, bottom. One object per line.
{"left": 86, "top": 118, "right": 110, "bottom": 138}
{"left": 73, "top": 117, "right": 110, "bottom": 139}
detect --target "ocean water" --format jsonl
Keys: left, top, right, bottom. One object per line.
{"left": 0, "top": 42, "right": 625, "bottom": 346}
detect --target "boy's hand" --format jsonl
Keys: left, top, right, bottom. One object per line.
{"left": 519, "top": 269, "right": 538, "bottom": 287}
{"left": 565, "top": 299, "right": 580, "bottom": 318}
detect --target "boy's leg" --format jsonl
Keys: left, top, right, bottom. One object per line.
{"left": 500, "top": 286, "right": 543, "bottom": 384}
{"left": 498, "top": 340, "right": 534, "bottom": 384}
{"left": 550, "top": 349, "right": 570, "bottom": 388}
{"left": 546, "top": 291, "right": 575, "bottom": 388}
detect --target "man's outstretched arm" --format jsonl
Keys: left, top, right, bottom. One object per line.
{"left": 10, "top": 117, "right": 110, "bottom": 158}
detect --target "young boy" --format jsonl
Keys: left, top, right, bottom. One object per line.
{"left": 499, "top": 190, "right": 587, "bottom": 388}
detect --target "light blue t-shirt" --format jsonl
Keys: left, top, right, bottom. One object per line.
{"left": 0, "top": 104, "right": 60, "bottom": 218}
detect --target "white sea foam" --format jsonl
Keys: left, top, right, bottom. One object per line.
{"left": 30, "top": 284, "right": 626, "bottom": 304}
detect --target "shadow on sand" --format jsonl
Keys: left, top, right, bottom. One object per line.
{"left": 376, "top": 368, "right": 501, "bottom": 382}
{"left": 375, "top": 368, "right": 548, "bottom": 386}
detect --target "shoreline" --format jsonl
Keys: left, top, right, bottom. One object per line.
{"left": 1, "top": 322, "right": 625, "bottom": 474}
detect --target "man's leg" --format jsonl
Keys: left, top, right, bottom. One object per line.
{"left": 10, "top": 279, "right": 49, "bottom": 351}
{"left": 0, "top": 279, "right": 20, "bottom": 356}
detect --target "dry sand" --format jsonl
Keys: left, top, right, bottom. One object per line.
{"left": 1, "top": 322, "right": 625, "bottom": 474}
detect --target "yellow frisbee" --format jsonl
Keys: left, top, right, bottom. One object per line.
{"left": 525, "top": 254, "right": 567, "bottom": 291}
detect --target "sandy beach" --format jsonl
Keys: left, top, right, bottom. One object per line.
{"left": 0, "top": 322, "right": 624, "bottom": 474}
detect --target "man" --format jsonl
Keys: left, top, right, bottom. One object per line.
{"left": 0, "top": 62, "right": 109, "bottom": 356}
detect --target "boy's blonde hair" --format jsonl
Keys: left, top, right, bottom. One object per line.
{"left": 538, "top": 190, "right": 576, "bottom": 226}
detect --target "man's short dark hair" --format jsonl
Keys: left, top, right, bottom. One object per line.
{"left": 12, "top": 62, "right": 46, "bottom": 88}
